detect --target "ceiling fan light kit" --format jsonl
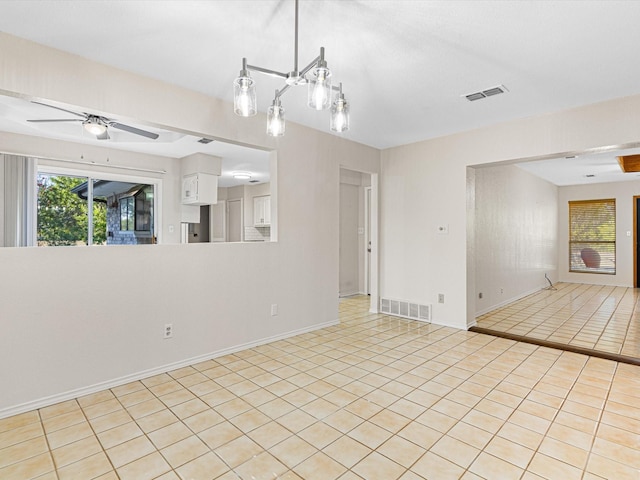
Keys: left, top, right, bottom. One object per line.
{"left": 27, "top": 101, "right": 159, "bottom": 141}
{"left": 233, "top": 0, "right": 350, "bottom": 137}
{"left": 82, "top": 116, "right": 107, "bottom": 136}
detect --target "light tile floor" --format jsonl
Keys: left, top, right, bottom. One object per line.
{"left": 476, "top": 283, "right": 640, "bottom": 358}
{"left": 1, "top": 295, "right": 639, "bottom": 479}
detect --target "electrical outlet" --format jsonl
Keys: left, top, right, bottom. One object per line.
{"left": 500, "top": 288, "right": 504, "bottom": 295}
{"left": 271, "top": 304, "right": 278, "bottom": 316}
{"left": 438, "top": 294, "right": 445, "bottom": 304}
{"left": 164, "top": 324, "right": 173, "bottom": 339}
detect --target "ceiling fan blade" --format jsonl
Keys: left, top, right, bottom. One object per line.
{"left": 110, "top": 122, "right": 159, "bottom": 140}
{"left": 27, "top": 118, "right": 83, "bottom": 123}
{"left": 31, "top": 101, "right": 86, "bottom": 118}
{"left": 96, "top": 130, "right": 110, "bottom": 140}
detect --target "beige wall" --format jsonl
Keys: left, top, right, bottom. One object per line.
{"left": 382, "top": 93, "right": 640, "bottom": 329}
{"left": 0, "top": 33, "right": 380, "bottom": 416}
{"left": 558, "top": 180, "right": 640, "bottom": 286}
{"left": 474, "top": 164, "right": 558, "bottom": 317}
{"left": 5, "top": 28, "right": 640, "bottom": 416}
{"left": 0, "top": 158, "right": 4, "bottom": 246}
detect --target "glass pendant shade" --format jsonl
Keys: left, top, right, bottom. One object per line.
{"left": 330, "top": 96, "right": 349, "bottom": 133}
{"left": 267, "top": 100, "right": 285, "bottom": 137}
{"left": 233, "top": 75, "right": 257, "bottom": 117}
{"left": 308, "top": 66, "right": 332, "bottom": 110}
{"left": 232, "top": 2, "right": 350, "bottom": 136}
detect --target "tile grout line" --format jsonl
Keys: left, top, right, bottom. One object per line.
{"left": 37, "top": 406, "right": 60, "bottom": 480}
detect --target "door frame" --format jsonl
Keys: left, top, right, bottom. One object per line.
{"left": 634, "top": 195, "right": 639, "bottom": 287}
{"left": 368, "top": 174, "right": 379, "bottom": 313}
{"left": 364, "top": 186, "right": 372, "bottom": 296}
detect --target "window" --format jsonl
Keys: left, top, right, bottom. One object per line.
{"left": 569, "top": 199, "right": 616, "bottom": 274}
{"left": 37, "top": 170, "right": 157, "bottom": 246}
{"left": 120, "top": 197, "right": 134, "bottom": 231}
{"left": 135, "top": 185, "right": 153, "bottom": 232}
{"left": 37, "top": 174, "right": 107, "bottom": 246}
{"left": 119, "top": 186, "right": 153, "bottom": 233}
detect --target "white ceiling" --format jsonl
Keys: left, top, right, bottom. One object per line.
{"left": 517, "top": 148, "right": 640, "bottom": 187}
{"left": 0, "top": 93, "right": 270, "bottom": 188}
{"left": 2, "top": 1, "right": 640, "bottom": 185}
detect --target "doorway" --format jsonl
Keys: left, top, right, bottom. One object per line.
{"left": 339, "top": 168, "right": 379, "bottom": 313}
{"left": 635, "top": 196, "right": 640, "bottom": 287}
{"left": 210, "top": 200, "right": 226, "bottom": 242}
{"left": 227, "top": 198, "right": 243, "bottom": 242}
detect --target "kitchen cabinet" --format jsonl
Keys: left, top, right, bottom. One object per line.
{"left": 182, "top": 173, "right": 218, "bottom": 205}
{"left": 253, "top": 195, "right": 271, "bottom": 226}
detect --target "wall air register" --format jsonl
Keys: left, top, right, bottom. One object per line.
{"left": 380, "top": 298, "right": 432, "bottom": 323}
{"left": 464, "top": 84, "right": 509, "bottom": 102}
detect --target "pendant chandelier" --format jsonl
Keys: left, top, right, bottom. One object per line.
{"left": 233, "top": 0, "right": 350, "bottom": 137}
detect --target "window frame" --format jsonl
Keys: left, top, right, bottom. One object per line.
{"left": 36, "top": 164, "right": 162, "bottom": 245}
{"left": 134, "top": 186, "right": 154, "bottom": 233}
{"left": 568, "top": 198, "right": 616, "bottom": 275}
{"left": 119, "top": 196, "right": 135, "bottom": 232}
{"left": 119, "top": 186, "right": 154, "bottom": 234}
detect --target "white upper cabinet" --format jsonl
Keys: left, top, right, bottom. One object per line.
{"left": 253, "top": 195, "right": 271, "bottom": 226}
{"left": 182, "top": 173, "right": 218, "bottom": 205}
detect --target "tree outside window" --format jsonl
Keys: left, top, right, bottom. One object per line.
{"left": 37, "top": 174, "right": 107, "bottom": 246}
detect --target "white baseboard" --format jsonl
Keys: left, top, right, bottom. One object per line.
{"left": 474, "top": 284, "right": 545, "bottom": 317}
{"left": 428, "top": 317, "right": 465, "bottom": 330}
{"left": 339, "top": 290, "right": 361, "bottom": 298}
{"left": 0, "top": 319, "right": 339, "bottom": 420}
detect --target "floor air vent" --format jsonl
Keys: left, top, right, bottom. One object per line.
{"left": 380, "top": 297, "right": 432, "bottom": 323}
{"left": 464, "top": 84, "right": 508, "bottom": 102}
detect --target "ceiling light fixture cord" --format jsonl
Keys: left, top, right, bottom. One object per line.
{"left": 233, "top": 0, "right": 349, "bottom": 137}
{"left": 294, "top": 0, "right": 299, "bottom": 75}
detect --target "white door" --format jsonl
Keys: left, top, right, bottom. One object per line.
{"left": 228, "top": 199, "right": 242, "bottom": 242}
{"left": 210, "top": 200, "right": 226, "bottom": 242}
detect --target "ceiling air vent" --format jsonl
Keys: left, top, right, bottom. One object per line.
{"left": 198, "top": 137, "right": 214, "bottom": 144}
{"left": 464, "top": 85, "right": 508, "bottom": 102}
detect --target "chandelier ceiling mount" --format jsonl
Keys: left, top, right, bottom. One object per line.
{"left": 233, "top": 0, "right": 350, "bottom": 137}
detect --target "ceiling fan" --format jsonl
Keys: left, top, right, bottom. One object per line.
{"left": 26, "top": 101, "right": 159, "bottom": 140}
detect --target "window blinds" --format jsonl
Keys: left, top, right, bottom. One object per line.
{"left": 568, "top": 199, "right": 616, "bottom": 274}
